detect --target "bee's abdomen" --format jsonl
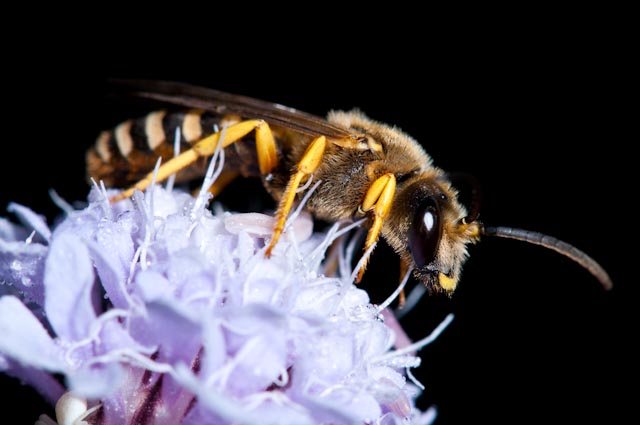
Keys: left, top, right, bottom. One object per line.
{"left": 87, "top": 110, "right": 256, "bottom": 187}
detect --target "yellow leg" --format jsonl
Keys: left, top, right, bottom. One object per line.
{"left": 255, "top": 123, "right": 278, "bottom": 175}
{"left": 265, "top": 136, "right": 326, "bottom": 257}
{"left": 110, "top": 120, "right": 278, "bottom": 202}
{"left": 207, "top": 170, "right": 240, "bottom": 197}
{"left": 356, "top": 173, "right": 396, "bottom": 283}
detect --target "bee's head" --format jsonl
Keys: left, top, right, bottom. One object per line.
{"left": 385, "top": 173, "right": 481, "bottom": 294}
{"left": 385, "top": 172, "right": 612, "bottom": 294}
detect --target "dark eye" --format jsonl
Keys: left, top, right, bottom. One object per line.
{"left": 408, "top": 198, "right": 442, "bottom": 269}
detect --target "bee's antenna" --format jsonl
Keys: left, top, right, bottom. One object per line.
{"left": 482, "top": 226, "right": 613, "bottom": 291}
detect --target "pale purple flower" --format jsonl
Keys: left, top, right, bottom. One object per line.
{"left": 1, "top": 169, "right": 451, "bottom": 424}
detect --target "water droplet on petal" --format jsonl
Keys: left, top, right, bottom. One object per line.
{"left": 10, "top": 260, "right": 22, "bottom": 272}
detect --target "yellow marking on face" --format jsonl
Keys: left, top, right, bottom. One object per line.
{"left": 439, "top": 273, "right": 457, "bottom": 291}
{"left": 115, "top": 120, "right": 134, "bottom": 158}
{"left": 95, "top": 131, "right": 112, "bottom": 161}
{"left": 182, "top": 110, "right": 204, "bottom": 143}
{"left": 145, "top": 110, "right": 167, "bottom": 150}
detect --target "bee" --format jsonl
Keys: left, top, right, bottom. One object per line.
{"left": 87, "top": 80, "right": 612, "bottom": 294}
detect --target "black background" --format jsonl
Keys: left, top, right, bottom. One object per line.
{"left": 0, "top": 19, "right": 631, "bottom": 425}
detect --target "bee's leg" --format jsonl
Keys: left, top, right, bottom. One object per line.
{"left": 203, "top": 170, "right": 240, "bottom": 197}
{"left": 110, "top": 120, "right": 278, "bottom": 202}
{"left": 397, "top": 259, "right": 410, "bottom": 308}
{"left": 265, "top": 136, "right": 327, "bottom": 257}
{"left": 357, "top": 173, "right": 397, "bottom": 283}
{"left": 322, "top": 233, "right": 347, "bottom": 277}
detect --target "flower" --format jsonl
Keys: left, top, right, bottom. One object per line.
{"left": 1, "top": 172, "right": 451, "bottom": 424}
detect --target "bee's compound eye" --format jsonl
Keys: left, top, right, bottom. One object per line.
{"left": 408, "top": 198, "right": 442, "bottom": 269}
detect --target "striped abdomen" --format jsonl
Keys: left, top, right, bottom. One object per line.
{"left": 87, "top": 110, "right": 260, "bottom": 187}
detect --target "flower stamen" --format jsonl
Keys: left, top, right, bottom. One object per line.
{"left": 373, "top": 313, "right": 454, "bottom": 363}
{"left": 377, "top": 269, "right": 412, "bottom": 312}
{"left": 165, "top": 126, "right": 181, "bottom": 193}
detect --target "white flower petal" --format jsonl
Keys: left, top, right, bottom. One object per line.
{"left": 67, "top": 363, "right": 125, "bottom": 399}
{"left": 297, "top": 392, "right": 379, "bottom": 424}
{"left": 86, "top": 240, "right": 130, "bottom": 310}
{"left": 0, "top": 216, "right": 30, "bottom": 241}
{"left": 0, "top": 296, "right": 65, "bottom": 371}
{"left": 7, "top": 202, "right": 51, "bottom": 242}
{"left": 44, "top": 233, "right": 96, "bottom": 340}
{"left": 0, "top": 238, "right": 47, "bottom": 306}
{"left": 130, "top": 300, "right": 201, "bottom": 366}
{"left": 225, "top": 211, "right": 313, "bottom": 244}
{"left": 94, "top": 219, "right": 135, "bottom": 283}
{"left": 226, "top": 334, "right": 287, "bottom": 397}
{"left": 134, "top": 270, "right": 173, "bottom": 302}
{"left": 224, "top": 212, "right": 276, "bottom": 237}
{"left": 290, "top": 278, "right": 343, "bottom": 318}
{"left": 173, "top": 365, "right": 266, "bottom": 425}
{"left": 200, "top": 317, "right": 225, "bottom": 377}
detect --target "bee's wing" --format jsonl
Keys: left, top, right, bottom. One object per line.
{"left": 109, "top": 79, "right": 357, "bottom": 139}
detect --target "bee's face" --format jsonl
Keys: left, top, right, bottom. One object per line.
{"left": 383, "top": 175, "right": 481, "bottom": 293}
